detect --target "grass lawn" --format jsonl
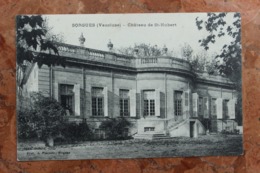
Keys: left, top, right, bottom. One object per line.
{"left": 17, "top": 134, "right": 243, "bottom": 161}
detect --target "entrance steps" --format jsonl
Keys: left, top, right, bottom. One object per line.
{"left": 134, "top": 117, "right": 206, "bottom": 139}
{"left": 133, "top": 133, "right": 172, "bottom": 140}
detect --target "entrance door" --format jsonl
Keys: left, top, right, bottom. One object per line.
{"left": 190, "top": 121, "right": 195, "bottom": 138}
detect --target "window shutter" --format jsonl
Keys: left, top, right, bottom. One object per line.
{"left": 140, "top": 90, "right": 144, "bottom": 118}
{"left": 208, "top": 96, "right": 211, "bottom": 118}
{"left": 192, "top": 93, "right": 198, "bottom": 117}
{"left": 216, "top": 98, "right": 223, "bottom": 119}
{"left": 210, "top": 98, "right": 214, "bottom": 115}
{"left": 54, "top": 82, "right": 59, "bottom": 101}
{"left": 155, "top": 89, "right": 160, "bottom": 117}
{"left": 130, "top": 89, "right": 136, "bottom": 117}
{"left": 181, "top": 92, "right": 185, "bottom": 118}
{"left": 114, "top": 88, "right": 120, "bottom": 117}
{"left": 74, "top": 84, "right": 81, "bottom": 116}
{"left": 182, "top": 91, "right": 189, "bottom": 118}
{"left": 135, "top": 92, "right": 140, "bottom": 118}
{"left": 203, "top": 97, "right": 209, "bottom": 118}
{"left": 228, "top": 99, "right": 236, "bottom": 119}
{"left": 103, "top": 87, "right": 109, "bottom": 117}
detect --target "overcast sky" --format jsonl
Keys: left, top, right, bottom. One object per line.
{"left": 46, "top": 13, "right": 235, "bottom": 58}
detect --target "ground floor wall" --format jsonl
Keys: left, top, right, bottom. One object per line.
{"left": 168, "top": 119, "right": 206, "bottom": 138}
{"left": 37, "top": 65, "right": 237, "bottom": 121}
{"left": 211, "top": 119, "right": 238, "bottom": 133}
{"left": 35, "top": 65, "right": 238, "bottom": 137}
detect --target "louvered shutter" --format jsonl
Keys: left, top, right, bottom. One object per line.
{"left": 114, "top": 88, "right": 120, "bottom": 117}
{"left": 228, "top": 99, "right": 236, "bottom": 119}
{"left": 103, "top": 87, "right": 109, "bottom": 117}
{"left": 155, "top": 89, "right": 161, "bottom": 117}
{"left": 192, "top": 93, "right": 198, "bottom": 117}
{"left": 216, "top": 98, "right": 223, "bottom": 119}
{"left": 182, "top": 91, "right": 189, "bottom": 118}
{"left": 130, "top": 89, "right": 137, "bottom": 117}
{"left": 140, "top": 90, "right": 144, "bottom": 118}
{"left": 74, "top": 84, "right": 81, "bottom": 116}
{"left": 54, "top": 82, "right": 59, "bottom": 101}
{"left": 203, "top": 97, "right": 209, "bottom": 118}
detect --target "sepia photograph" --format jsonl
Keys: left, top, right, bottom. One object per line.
{"left": 16, "top": 13, "right": 243, "bottom": 161}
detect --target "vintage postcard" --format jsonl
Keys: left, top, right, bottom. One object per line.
{"left": 16, "top": 13, "right": 243, "bottom": 161}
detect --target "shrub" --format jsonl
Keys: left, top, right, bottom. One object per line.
{"left": 17, "top": 108, "right": 38, "bottom": 140}
{"left": 61, "top": 122, "right": 93, "bottom": 143}
{"left": 18, "top": 92, "right": 95, "bottom": 144}
{"left": 221, "top": 129, "right": 240, "bottom": 135}
{"left": 17, "top": 92, "right": 66, "bottom": 142}
{"left": 100, "top": 117, "right": 132, "bottom": 140}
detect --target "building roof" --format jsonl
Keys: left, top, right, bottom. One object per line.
{"left": 24, "top": 42, "right": 235, "bottom": 89}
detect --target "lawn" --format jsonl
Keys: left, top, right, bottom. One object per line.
{"left": 17, "top": 134, "right": 243, "bottom": 161}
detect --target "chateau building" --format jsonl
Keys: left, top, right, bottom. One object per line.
{"left": 22, "top": 37, "right": 238, "bottom": 139}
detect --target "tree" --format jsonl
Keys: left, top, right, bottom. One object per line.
{"left": 196, "top": 13, "right": 241, "bottom": 77}
{"left": 117, "top": 43, "right": 170, "bottom": 57}
{"left": 205, "top": 57, "right": 219, "bottom": 75}
{"left": 180, "top": 43, "right": 193, "bottom": 61}
{"left": 190, "top": 51, "right": 219, "bottom": 75}
{"left": 17, "top": 92, "right": 67, "bottom": 146}
{"left": 189, "top": 51, "right": 206, "bottom": 72}
{"left": 16, "top": 15, "right": 65, "bottom": 89}
{"left": 196, "top": 13, "right": 242, "bottom": 125}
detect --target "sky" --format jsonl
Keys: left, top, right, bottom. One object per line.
{"left": 46, "top": 13, "right": 235, "bottom": 58}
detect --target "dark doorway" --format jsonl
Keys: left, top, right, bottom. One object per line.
{"left": 190, "top": 121, "right": 195, "bottom": 138}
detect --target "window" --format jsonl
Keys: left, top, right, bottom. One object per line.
{"left": 60, "top": 84, "right": 74, "bottom": 114}
{"left": 120, "top": 90, "right": 130, "bottom": 117}
{"left": 150, "top": 100, "right": 155, "bottom": 115}
{"left": 174, "top": 91, "right": 183, "bottom": 116}
{"left": 198, "top": 97, "right": 203, "bottom": 115}
{"left": 211, "top": 98, "right": 217, "bottom": 115}
{"left": 223, "top": 99, "right": 229, "bottom": 119}
{"left": 92, "top": 87, "right": 104, "bottom": 116}
{"left": 144, "top": 127, "right": 155, "bottom": 132}
{"left": 143, "top": 90, "right": 155, "bottom": 116}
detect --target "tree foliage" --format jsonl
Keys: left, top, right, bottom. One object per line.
{"left": 180, "top": 43, "right": 193, "bottom": 61}
{"left": 18, "top": 92, "right": 94, "bottom": 143}
{"left": 191, "top": 51, "right": 219, "bottom": 75}
{"left": 61, "top": 122, "right": 93, "bottom": 143}
{"left": 196, "top": 13, "right": 241, "bottom": 78}
{"left": 16, "top": 15, "right": 65, "bottom": 88}
{"left": 17, "top": 92, "right": 66, "bottom": 140}
{"left": 196, "top": 13, "right": 242, "bottom": 125}
{"left": 117, "top": 43, "right": 169, "bottom": 57}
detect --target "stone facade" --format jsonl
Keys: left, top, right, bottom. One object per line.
{"left": 23, "top": 42, "right": 238, "bottom": 139}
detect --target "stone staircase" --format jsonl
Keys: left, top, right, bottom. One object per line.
{"left": 133, "top": 133, "right": 172, "bottom": 140}
{"left": 168, "top": 119, "right": 188, "bottom": 131}
{"left": 167, "top": 118, "right": 186, "bottom": 130}
{"left": 133, "top": 117, "right": 206, "bottom": 139}
{"left": 133, "top": 118, "right": 188, "bottom": 140}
